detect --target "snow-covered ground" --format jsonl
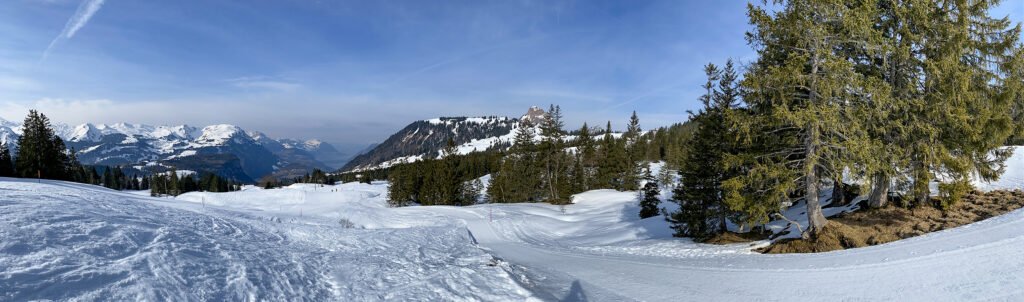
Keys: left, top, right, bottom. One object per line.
{"left": 3, "top": 150, "right": 1024, "bottom": 300}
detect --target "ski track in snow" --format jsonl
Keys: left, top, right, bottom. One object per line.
{"left": 5, "top": 149, "right": 1024, "bottom": 300}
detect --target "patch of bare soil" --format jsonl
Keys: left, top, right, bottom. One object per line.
{"left": 758, "top": 190, "right": 1024, "bottom": 254}
{"left": 705, "top": 230, "right": 770, "bottom": 245}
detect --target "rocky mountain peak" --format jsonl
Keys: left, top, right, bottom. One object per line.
{"left": 521, "top": 106, "right": 547, "bottom": 125}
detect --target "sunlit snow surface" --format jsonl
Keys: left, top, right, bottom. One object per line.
{"left": 3, "top": 151, "right": 1024, "bottom": 300}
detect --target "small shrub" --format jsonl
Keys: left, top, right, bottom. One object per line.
{"left": 338, "top": 218, "right": 356, "bottom": 228}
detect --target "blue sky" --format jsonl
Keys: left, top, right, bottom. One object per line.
{"left": 0, "top": 0, "right": 1021, "bottom": 150}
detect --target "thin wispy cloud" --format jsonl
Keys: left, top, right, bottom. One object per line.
{"left": 227, "top": 76, "right": 302, "bottom": 92}
{"left": 41, "top": 0, "right": 106, "bottom": 61}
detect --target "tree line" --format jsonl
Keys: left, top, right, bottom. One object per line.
{"left": 383, "top": 104, "right": 657, "bottom": 207}
{"left": 149, "top": 170, "right": 240, "bottom": 197}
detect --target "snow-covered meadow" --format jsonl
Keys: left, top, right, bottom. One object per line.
{"left": 4, "top": 150, "right": 1024, "bottom": 300}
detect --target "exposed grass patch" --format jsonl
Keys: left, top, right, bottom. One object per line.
{"left": 758, "top": 189, "right": 1024, "bottom": 254}
{"left": 705, "top": 230, "right": 770, "bottom": 245}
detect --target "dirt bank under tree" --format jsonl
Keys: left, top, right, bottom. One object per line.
{"left": 755, "top": 190, "right": 1024, "bottom": 254}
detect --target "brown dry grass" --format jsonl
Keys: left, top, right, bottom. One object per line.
{"left": 705, "top": 230, "right": 770, "bottom": 245}
{"left": 758, "top": 189, "right": 1024, "bottom": 254}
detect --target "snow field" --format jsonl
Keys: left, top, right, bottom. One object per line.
{"left": 4, "top": 148, "right": 1024, "bottom": 300}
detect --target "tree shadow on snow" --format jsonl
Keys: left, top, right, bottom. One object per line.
{"left": 617, "top": 197, "right": 676, "bottom": 239}
{"left": 559, "top": 280, "right": 588, "bottom": 302}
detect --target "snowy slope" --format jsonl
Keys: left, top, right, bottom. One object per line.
{"left": 5, "top": 149, "right": 1024, "bottom": 300}
{"left": 177, "top": 182, "right": 1024, "bottom": 300}
{"left": 0, "top": 179, "right": 537, "bottom": 301}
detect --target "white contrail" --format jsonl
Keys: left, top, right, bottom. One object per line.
{"left": 41, "top": 0, "right": 106, "bottom": 61}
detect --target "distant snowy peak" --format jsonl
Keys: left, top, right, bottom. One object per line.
{"left": 302, "top": 139, "right": 323, "bottom": 150}
{"left": 0, "top": 116, "right": 19, "bottom": 128}
{"left": 195, "top": 124, "right": 245, "bottom": 145}
{"left": 68, "top": 123, "right": 201, "bottom": 142}
{"left": 151, "top": 125, "right": 201, "bottom": 140}
{"left": 69, "top": 124, "right": 103, "bottom": 142}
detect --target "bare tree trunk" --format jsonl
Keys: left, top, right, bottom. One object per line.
{"left": 917, "top": 182, "right": 931, "bottom": 206}
{"left": 867, "top": 174, "right": 889, "bottom": 208}
{"left": 718, "top": 208, "right": 728, "bottom": 233}
{"left": 805, "top": 167, "right": 827, "bottom": 239}
{"left": 803, "top": 51, "right": 826, "bottom": 239}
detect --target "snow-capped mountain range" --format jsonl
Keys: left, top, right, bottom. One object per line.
{"left": 0, "top": 118, "right": 347, "bottom": 182}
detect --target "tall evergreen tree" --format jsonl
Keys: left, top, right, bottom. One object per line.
{"left": 14, "top": 110, "right": 73, "bottom": 180}
{"left": 668, "top": 62, "right": 740, "bottom": 239}
{"left": 621, "top": 111, "right": 643, "bottom": 191}
{"left": 103, "top": 166, "right": 113, "bottom": 189}
{"left": 724, "top": 0, "right": 879, "bottom": 238}
{"left": 575, "top": 122, "right": 596, "bottom": 191}
{"left": 0, "top": 143, "right": 13, "bottom": 177}
{"left": 539, "top": 104, "right": 568, "bottom": 202}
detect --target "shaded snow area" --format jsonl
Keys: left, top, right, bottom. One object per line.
{"left": 5, "top": 150, "right": 1024, "bottom": 300}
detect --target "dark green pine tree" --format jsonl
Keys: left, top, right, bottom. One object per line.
{"left": 638, "top": 168, "right": 661, "bottom": 219}
{"left": 168, "top": 170, "right": 180, "bottom": 196}
{"left": 88, "top": 167, "right": 100, "bottom": 185}
{"left": 667, "top": 61, "right": 739, "bottom": 240}
{"left": 112, "top": 166, "right": 125, "bottom": 190}
{"left": 621, "top": 111, "right": 643, "bottom": 191}
{"left": 539, "top": 104, "right": 568, "bottom": 203}
{"left": 0, "top": 142, "right": 13, "bottom": 177}
{"left": 14, "top": 110, "right": 72, "bottom": 180}
{"left": 103, "top": 166, "right": 113, "bottom": 189}
{"left": 490, "top": 119, "right": 542, "bottom": 203}
{"left": 598, "top": 121, "right": 631, "bottom": 191}
{"left": 575, "top": 122, "right": 596, "bottom": 191}
{"left": 724, "top": 0, "right": 879, "bottom": 238}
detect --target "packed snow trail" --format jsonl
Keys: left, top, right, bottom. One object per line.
{"left": 464, "top": 197, "right": 1024, "bottom": 301}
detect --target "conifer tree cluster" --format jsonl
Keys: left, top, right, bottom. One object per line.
{"left": 295, "top": 168, "right": 337, "bottom": 185}
{"left": 384, "top": 105, "right": 652, "bottom": 207}
{"left": 667, "top": 0, "right": 1024, "bottom": 240}
{"left": 149, "top": 170, "right": 239, "bottom": 197}
{"left": 386, "top": 142, "right": 500, "bottom": 206}
{"left": 486, "top": 105, "right": 646, "bottom": 205}
{"left": 92, "top": 165, "right": 146, "bottom": 190}
{"left": 10, "top": 110, "right": 83, "bottom": 181}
